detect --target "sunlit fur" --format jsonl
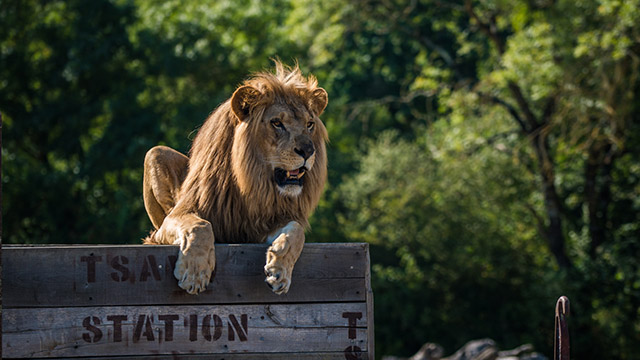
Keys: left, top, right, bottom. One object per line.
{"left": 147, "top": 62, "right": 328, "bottom": 244}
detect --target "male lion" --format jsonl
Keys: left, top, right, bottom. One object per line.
{"left": 142, "top": 62, "right": 328, "bottom": 295}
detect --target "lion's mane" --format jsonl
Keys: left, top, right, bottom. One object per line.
{"left": 166, "top": 63, "right": 328, "bottom": 243}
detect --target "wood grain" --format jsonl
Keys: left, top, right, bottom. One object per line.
{"left": 1, "top": 243, "right": 374, "bottom": 359}
{"left": 3, "top": 304, "right": 367, "bottom": 358}
{"left": 51, "top": 353, "right": 365, "bottom": 360}
{"left": 3, "top": 243, "right": 368, "bottom": 307}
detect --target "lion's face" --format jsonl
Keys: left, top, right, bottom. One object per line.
{"left": 230, "top": 83, "right": 328, "bottom": 198}
{"left": 261, "top": 103, "right": 318, "bottom": 196}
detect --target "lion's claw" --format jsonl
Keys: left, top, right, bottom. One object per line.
{"left": 177, "top": 269, "right": 210, "bottom": 294}
{"left": 174, "top": 247, "right": 215, "bottom": 295}
{"left": 264, "top": 263, "right": 291, "bottom": 295}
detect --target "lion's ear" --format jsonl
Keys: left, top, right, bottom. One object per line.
{"left": 309, "top": 88, "right": 328, "bottom": 116}
{"left": 231, "top": 85, "right": 261, "bottom": 121}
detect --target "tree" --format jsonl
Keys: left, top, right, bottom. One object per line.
{"left": 293, "top": 0, "right": 640, "bottom": 357}
{"left": 338, "top": 129, "right": 556, "bottom": 356}
{"left": 1, "top": 0, "right": 302, "bottom": 244}
{"left": 3, "top": 0, "right": 639, "bottom": 358}
{"left": 1, "top": 0, "right": 146, "bottom": 243}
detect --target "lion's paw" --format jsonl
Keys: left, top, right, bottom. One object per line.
{"left": 174, "top": 247, "right": 215, "bottom": 295}
{"left": 264, "top": 263, "right": 292, "bottom": 295}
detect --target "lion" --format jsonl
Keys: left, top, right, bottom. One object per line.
{"left": 142, "top": 62, "right": 328, "bottom": 295}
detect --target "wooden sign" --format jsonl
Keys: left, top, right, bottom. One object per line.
{"left": 2, "top": 243, "right": 374, "bottom": 359}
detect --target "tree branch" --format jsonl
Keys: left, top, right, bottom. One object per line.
{"left": 477, "top": 91, "right": 528, "bottom": 132}
{"left": 541, "top": 95, "right": 557, "bottom": 122}
{"left": 465, "top": 0, "right": 571, "bottom": 270}
{"left": 507, "top": 81, "right": 541, "bottom": 132}
{"left": 464, "top": 0, "right": 506, "bottom": 54}
{"left": 585, "top": 142, "right": 616, "bottom": 258}
{"left": 524, "top": 202, "right": 548, "bottom": 239}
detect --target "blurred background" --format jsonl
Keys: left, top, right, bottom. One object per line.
{"left": 2, "top": 0, "right": 639, "bottom": 358}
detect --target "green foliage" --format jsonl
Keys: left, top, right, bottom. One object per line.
{"left": 2, "top": 0, "right": 639, "bottom": 358}
{"left": 298, "top": 0, "right": 640, "bottom": 357}
{"left": 1, "top": 0, "right": 302, "bottom": 244}
{"left": 338, "top": 122, "right": 554, "bottom": 355}
{"left": 2, "top": 0, "right": 146, "bottom": 243}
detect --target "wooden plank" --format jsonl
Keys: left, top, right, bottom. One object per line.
{"left": 3, "top": 243, "right": 368, "bottom": 307}
{"left": 365, "top": 243, "right": 376, "bottom": 360}
{"left": 4, "top": 303, "right": 369, "bottom": 331}
{"left": 3, "top": 304, "right": 368, "bottom": 358}
{"left": 51, "top": 352, "right": 363, "bottom": 359}
{"left": 2, "top": 243, "right": 374, "bottom": 359}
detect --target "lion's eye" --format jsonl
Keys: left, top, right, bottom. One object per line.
{"left": 271, "top": 119, "right": 284, "bottom": 129}
{"left": 307, "top": 121, "right": 315, "bottom": 130}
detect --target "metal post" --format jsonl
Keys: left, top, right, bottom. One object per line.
{"left": 554, "top": 296, "right": 570, "bottom": 360}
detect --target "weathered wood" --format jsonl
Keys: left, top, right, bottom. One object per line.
{"left": 366, "top": 242, "right": 376, "bottom": 358}
{"left": 2, "top": 243, "right": 374, "bottom": 359}
{"left": 52, "top": 353, "right": 360, "bottom": 359}
{"left": 3, "top": 303, "right": 367, "bottom": 358}
{"left": 3, "top": 243, "right": 368, "bottom": 307}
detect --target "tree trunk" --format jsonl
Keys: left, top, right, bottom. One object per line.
{"left": 465, "top": 2, "right": 573, "bottom": 269}
{"left": 531, "top": 132, "right": 572, "bottom": 269}
{"left": 585, "top": 142, "right": 614, "bottom": 258}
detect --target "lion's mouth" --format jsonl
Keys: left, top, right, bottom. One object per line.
{"left": 274, "top": 167, "right": 306, "bottom": 187}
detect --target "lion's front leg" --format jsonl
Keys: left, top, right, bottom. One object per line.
{"left": 155, "top": 213, "right": 216, "bottom": 295}
{"left": 143, "top": 145, "right": 189, "bottom": 230}
{"left": 264, "top": 221, "right": 305, "bottom": 295}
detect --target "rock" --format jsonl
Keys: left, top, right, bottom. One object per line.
{"left": 384, "top": 339, "right": 548, "bottom": 360}
{"left": 518, "top": 354, "right": 547, "bottom": 360}
{"left": 498, "top": 344, "right": 534, "bottom": 358}
{"left": 442, "top": 339, "right": 498, "bottom": 360}
{"left": 410, "top": 342, "right": 445, "bottom": 360}
{"left": 381, "top": 342, "right": 444, "bottom": 360}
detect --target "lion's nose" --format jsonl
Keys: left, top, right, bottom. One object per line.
{"left": 294, "top": 141, "right": 315, "bottom": 160}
